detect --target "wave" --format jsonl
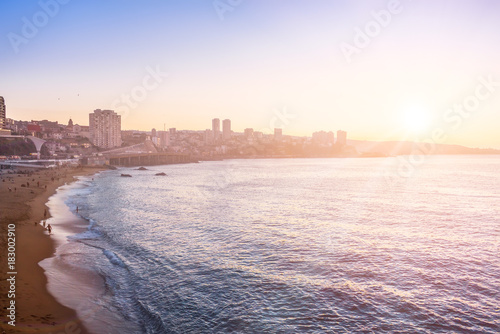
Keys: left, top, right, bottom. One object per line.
{"left": 102, "top": 249, "right": 127, "bottom": 268}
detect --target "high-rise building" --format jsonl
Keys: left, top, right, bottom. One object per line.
{"left": 212, "top": 118, "right": 220, "bottom": 142}
{"left": 151, "top": 128, "right": 157, "bottom": 138}
{"left": 169, "top": 128, "right": 176, "bottom": 136}
{"left": 158, "top": 131, "right": 170, "bottom": 148}
{"left": 337, "top": 130, "right": 347, "bottom": 147}
{"left": 274, "top": 128, "right": 283, "bottom": 141}
{"left": 0, "top": 96, "right": 6, "bottom": 129}
{"left": 89, "top": 109, "right": 121, "bottom": 148}
{"left": 222, "top": 119, "right": 231, "bottom": 141}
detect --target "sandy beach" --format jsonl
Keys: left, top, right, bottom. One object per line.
{"left": 0, "top": 166, "right": 103, "bottom": 334}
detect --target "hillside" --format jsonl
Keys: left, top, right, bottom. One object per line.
{"left": 348, "top": 140, "right": 500, "bottom": 156}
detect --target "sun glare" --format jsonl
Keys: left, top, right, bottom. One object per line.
{"left": 402, "top": 106, "right": 432, "bottom": 134}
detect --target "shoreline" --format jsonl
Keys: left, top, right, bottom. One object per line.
{"left": 0, "top": 166, "right": 104, "bottom": 333}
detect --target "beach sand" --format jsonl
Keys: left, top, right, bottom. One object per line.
{"left": 0, "top": 166, "right": 103, "bottom": 333}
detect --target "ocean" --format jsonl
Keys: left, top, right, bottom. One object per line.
{"left": 40, "top": 156, "right": 500, "bottom": 333}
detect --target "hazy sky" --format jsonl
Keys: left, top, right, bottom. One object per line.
{"left": 1, "top": 0, "right": 499, "bottom": 148}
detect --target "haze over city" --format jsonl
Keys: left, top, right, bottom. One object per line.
{"left": 1, "top": 0, "right": 500, "bottom": 149}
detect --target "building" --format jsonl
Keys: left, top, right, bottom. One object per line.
{"left": 222, "top": 119, "right": 231, "bottom": 141}
{"left": 89, "top": 109, "right": 121, "bottom": 149}
{"left": 244, "top": 128, "right": 254, "bottom": 140}
{"left": 158, "top": 131, "right": 170, "bottom": 148}
{"left": 274, "top": 128, "right": 283, "bottom": 141}
{"left": 0, "top": 96, "right": 10, "bottom": 135}
{"left": 337, "top": 130, "right": 347, "bottom": 147}
{"left": 37, "top": 120, "right": 61, "bottom": 133}
{"left": 27, "top": 124, "right": 42, "bottom": 136}
{"left": 0, "top": 96, "right": 5, "bottom": 129}
{"left": 73, "top": 124, "right": 90, "bottom": 138}
{"left": 212, "top": 118, "right": 220, "bottom": 142}
{"left": 169, "top": 128, "right": 176, "bottom": 136}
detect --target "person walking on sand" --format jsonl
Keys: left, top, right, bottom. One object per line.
{"left": 47, "top": 224, "right": 52, "bottom": 234}
{"left": 76, "top": 206, "right": 79, "bottom": 213}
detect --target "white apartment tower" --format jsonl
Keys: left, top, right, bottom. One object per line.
{"left": 89, "top": 109, "right": 122, "bottom": 148}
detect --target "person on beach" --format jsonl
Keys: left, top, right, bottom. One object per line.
{"left": 43, "top": 220, "right": 46, "bottom": 228}
{"left": 76, "top": 206, "right": 79, "bottom": 213}
{"left": 47, "top": 224, "right": 52, "bottom": 234}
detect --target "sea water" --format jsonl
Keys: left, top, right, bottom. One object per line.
{"left": 41, "top": 156, "right": 500, "bottom": 333}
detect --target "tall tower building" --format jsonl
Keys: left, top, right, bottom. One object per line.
{"left": 212, "top": 118, "right": 220, "bottom": 142}
{"left": 222, "top": 119, "right": 231, "bottom": 141}
{"left": 158, "top": 131, "right": 170, "bottom": 148}
{"left": 337, "top": 130, "right": 347, "bottom": 147}
{"left": 0, "top": 96, "right": 6, "bottom": 129}
{"left": 89, "top": 109, "right": 122, "bottom": 148}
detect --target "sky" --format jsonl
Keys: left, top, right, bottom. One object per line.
{"left": 1, "top": 0, "right": 499, "bottom": 148}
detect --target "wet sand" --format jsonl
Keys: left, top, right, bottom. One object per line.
{"left": 0, "top": 166, "right": 103, "bottom": 333}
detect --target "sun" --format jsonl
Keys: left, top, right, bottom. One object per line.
{"left": 402, "top": 106, "right": 432, "bottom": 134}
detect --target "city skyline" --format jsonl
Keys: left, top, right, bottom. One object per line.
{"left": 3, "top": 101, "right": 350, "bottom": 142}
{"left": 1, "top": 1, "right": 500, "bottom": 149}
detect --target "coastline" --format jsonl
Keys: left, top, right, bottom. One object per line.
{"left": 0, "top": 166, "right": 104, "bottom": 333}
